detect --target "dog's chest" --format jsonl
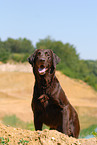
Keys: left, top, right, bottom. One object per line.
{"left": 42, "top": 101, "right": 62, "bottom": 127}
{"left": 37, "top": 95, "right": 62, "bottom": 121}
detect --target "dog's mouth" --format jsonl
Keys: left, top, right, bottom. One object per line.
{"left": 38, "top": 65, "right": 48, "bottom": 75}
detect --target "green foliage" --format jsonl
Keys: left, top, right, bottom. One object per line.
{"left": 5, "top": 38, "right": 34, "bottom": 53}
{"left": 0, "top": 39, "right": 10, "bottom": 63}
{"left": 92, "top": 132, "right": 97, "bottom": 138}
{"left": 0, "top": 48, "right": 10, "bottom": 63}
{"left": 43, "top": 124, "right": 49, "bottom": 130}
{"left": 0, "top": 137, "right": 9, "bottom": 145}
{"left": 10, "top": 53, "right": 30, "bottom": 62}
{"left": 80, "top": 124, "right": 97, "bottom": 138}
{"left": 0, "top": 38, "right": 34, "bottom": 63}
{"left": 27, "top": 122, "right": 35, "bottom": 131}
{"left": 0, "top": 137, "right": 29, "bottom": 145}
{"left": 18, "top": 139, "right": 29, "bottom": 145}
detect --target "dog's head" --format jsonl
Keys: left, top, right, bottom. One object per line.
{"left": 28, "top": 49, "right": 60, "bottom": 75}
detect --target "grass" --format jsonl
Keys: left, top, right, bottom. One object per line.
{"left": 2, "top": 115, "right": 49, "bottom": 131}
{"left": 0, "top": 137, "right": 29, "bottom": 145}
{"left": 0, "top": 137, "right": 9, "bottom": 145}
{"left": 80, "top": 124, "right": 97, "bottom": 138}
{"left": 93, "top": 132, "right": 97, "bottom": 138}
{"left": 2, "top": 115, "right": 34, "bottom": 130}
{"left": 18, "top": 139, "right": 29, "bottom": 145}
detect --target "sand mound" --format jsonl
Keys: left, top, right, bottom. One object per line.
{"left": 0, "top": 123, "right": 97, "bottom": 145}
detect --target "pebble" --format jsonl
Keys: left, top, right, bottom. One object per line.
{"left": 51, "top": 137, "right": 55, "bottom": 141}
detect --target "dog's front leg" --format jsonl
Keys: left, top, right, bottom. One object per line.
{"left": 34, "top": 112, "right": 43, "bottom": 131}
{"left": 61, "top": 106, "right": 69, "bottom": 135}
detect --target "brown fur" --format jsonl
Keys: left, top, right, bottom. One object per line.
{"left": 28, "top": 49, "right": 80, "bottom": 138}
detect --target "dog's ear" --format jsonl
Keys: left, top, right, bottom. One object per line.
{"left": 53, "top": 52, "right": 61, "bottom": 69}
{"left": 27, "top": 49, "right": 37, "bottom": 67}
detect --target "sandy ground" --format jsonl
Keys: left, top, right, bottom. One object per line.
{"left": 0, "top": 123, "right": 97, "bottom": 145}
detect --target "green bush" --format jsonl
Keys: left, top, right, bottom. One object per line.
{"left": 0, "top": 48, "right": 10, "bottom": 63}
{"left": 80, "top": 124, "right": 97, "bottom": 138}
{"left": 10, "top": 53, "right": 30, "bottom": 62}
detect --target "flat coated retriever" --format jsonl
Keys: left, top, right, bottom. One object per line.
{"left": 28, "top": 49, "right": 80, "bottom": 138}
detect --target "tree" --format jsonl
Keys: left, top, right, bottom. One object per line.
{"left": 5, "top": 38, "right": 34, "bottom": 53}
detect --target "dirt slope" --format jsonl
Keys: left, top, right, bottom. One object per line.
{"left": 0, "top": 123, "right": 97, "bottom": 145}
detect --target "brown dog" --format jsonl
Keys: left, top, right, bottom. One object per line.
{"left": 28, "top": 49, "right": 80, "bottom": 138}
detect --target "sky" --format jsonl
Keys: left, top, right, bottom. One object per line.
{"left": 0, "top": 0, "right": 97, "bottom": 60}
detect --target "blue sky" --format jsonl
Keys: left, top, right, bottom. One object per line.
{"left": 0, "top": 0, "right": 97, "bottom": 60}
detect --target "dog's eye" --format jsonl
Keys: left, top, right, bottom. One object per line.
{"left": 45, "top": 52, "right": 49, "bottom": 56}
{"left": 38, "top": 52, "right": 41, "bottom": 56}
